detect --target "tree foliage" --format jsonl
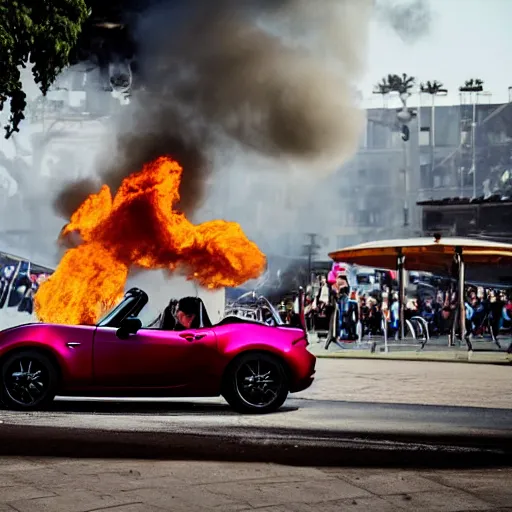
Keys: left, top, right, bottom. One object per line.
{"left": 420, "top": 80, "right": 447, "bottom": 95}
{"left": 374, "top": 73, "right": 416, "bottom": 95}
{"left": 0, "top": 0, "right": 89, "bottom": 138}
{"left": 459, "top": 79, "right": 484, "bottom": 92}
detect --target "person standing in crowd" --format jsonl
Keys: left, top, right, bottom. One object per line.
{"left": 332, "top": 273, "right": 350, "bottom": 340}
{"left": 359, "top": 295, "right": 370, "bottom": 336}
{"left": 488, "top": 290, "right": 504, "bottom": 342}
{"left": 345, "top": 290, "right": 359, "bottom": 341}
{"left": 315, "top": 275, "right": 330, "bottom": 311}
{"left": 314, "top": 274, "right": 332, "bottom": 332}
{"left": 304, "top": 285, "right": 314, "bottom": 331}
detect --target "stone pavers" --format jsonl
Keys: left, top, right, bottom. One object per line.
{"left": 0, "top": 457, "right": 511, "bottom": 512}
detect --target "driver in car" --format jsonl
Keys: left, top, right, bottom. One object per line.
{"left": 173, "top": 296, "right": 199, "bottom": 330}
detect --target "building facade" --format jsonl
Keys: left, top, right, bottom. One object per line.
{"left": 319, "top": 99, "right": 512, "bottom": 256}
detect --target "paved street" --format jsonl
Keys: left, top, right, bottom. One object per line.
{"left": 1, "top": 457, "right": 512, "bottom": 511}
{"left": 1, "top": 359, "right": 511, "bottom": 466}
{"left": 301, "top": 358, "right": 512, "bottom": 409}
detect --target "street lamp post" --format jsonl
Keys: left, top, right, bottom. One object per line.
{"left": 397, "top": 91, "right": 416, "bottom": 229}
{"left": 459, "top": 79, "right": 484, "bottom": 199}
{"left": 419, "top": 81, "right": 448, "bottom": 190}
{"left": 302, "top": 233, "right": 321, "bottom": 289}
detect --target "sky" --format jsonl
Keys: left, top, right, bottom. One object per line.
{"left": 361, "top": 0, "right": 511, "bottom": 108}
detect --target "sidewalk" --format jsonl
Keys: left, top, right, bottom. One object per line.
{"left": 1, "top": 457, "right": 511, "bottom": 512}
{"left": 308, "top": 333, "right": 512, "bottom": 365}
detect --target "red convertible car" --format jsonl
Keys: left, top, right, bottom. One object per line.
{"left": 0, "top": 288, "right": 316, "bottom": 413}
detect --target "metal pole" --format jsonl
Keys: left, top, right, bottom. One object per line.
{"left": 431, "top": 93, "right": 435, "bottom": 187}
{"left": 398, "top": 253, "right": 406, "bottom": 340}
{"left": 457, "top": 249, "right": 466, "bottom": 343}
{"left": 459, "top": 92, "right": 465, "bottom": 198}
{"left": 403, "top": 139, "right": 409, "bottom": 228}
{"left": 383, "top": 314, "right": 388, "bottom": 353}
{"left": 471, "top": 95, "right": 477, "bottom": 198}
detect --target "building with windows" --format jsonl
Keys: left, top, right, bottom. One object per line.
{"left": 305, "top": 106, "right": 422, "bottom": 256}
{"left": 322, "top": 99, "right": 512, "bottom": 256}
{"left": 416, "top": 100, "right": 512, "bottom": 244}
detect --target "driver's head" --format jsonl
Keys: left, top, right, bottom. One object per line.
{"left": 176, "top": 296, "right": 198, "bottom": 329}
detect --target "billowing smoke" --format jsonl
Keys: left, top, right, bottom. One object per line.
{"left": 0, "top": 0, "right": 432, "bottom": 278}
{"left": 55, "top": 0, "right": 373, "bottom": 220}
{"left": 376, "top": 0, "right": 432, "bottom": 43}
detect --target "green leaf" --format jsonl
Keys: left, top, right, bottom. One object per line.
{"left": 0, "top": 0, "right": 89, "bottom": 137}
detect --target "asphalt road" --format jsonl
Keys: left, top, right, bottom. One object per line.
{"left": 1, "top": 359, "right": 511, "bottom": 466}
{"left": 2, "top": 395, "right": 512, "bottom": 438}
{"left": 1, "top": 395, "right": 511, "bottom": 467}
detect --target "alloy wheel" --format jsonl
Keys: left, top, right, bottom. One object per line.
{"left": 234, "top": 357, "right": 283, "bottom": 409}
{"left": 3, "top": 356, "right": 49, "bottom": 407}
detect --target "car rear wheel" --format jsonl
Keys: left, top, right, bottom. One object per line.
{"left": 0, "top": 350, "right": 58, "bottom": 410}
{"left": 223, "top": 352, "right": 289, "bottom": 414}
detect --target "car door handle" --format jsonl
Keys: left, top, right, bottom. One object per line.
{"left": 178, "top": 333, "right": 206, "bottom": 342}
{"left": 66, "top": 342, "right": 81, "bottom": 348}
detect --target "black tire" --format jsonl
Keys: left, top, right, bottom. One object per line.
{"left": 0, "top": 349, "right": 58, "bottom": 410}
{"left": 222, "top": 352, "right": 289, "bottom": 414}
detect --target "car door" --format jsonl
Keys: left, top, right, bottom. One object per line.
{"left": 92, "top": 326, "right": 217, "bottom": 389}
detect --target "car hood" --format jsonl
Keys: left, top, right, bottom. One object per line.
{"left": 0, "top": 322, "right": 65, "bottom": 345}
{"left": 0, "top": 323, "right": 36, "bottom": 336}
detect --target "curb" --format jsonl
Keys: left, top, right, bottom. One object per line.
{"left": 1, "top": 424, "right": 511, "bottom": 468}
{"left": 312, "top": 351, "right": 512, "bottom": 365}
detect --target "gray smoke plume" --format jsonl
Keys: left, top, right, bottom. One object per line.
{"left": 55, "top": 0, "right": 373, "bottom": 219}
{"left": 376, "top": 0, "right": 432, "bottom": 42}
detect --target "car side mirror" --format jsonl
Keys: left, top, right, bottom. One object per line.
{"left": 116, "top": 316, "right": 142, "bottom": 340}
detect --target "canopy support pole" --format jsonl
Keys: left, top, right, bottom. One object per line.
{"left": 456, "top": 247, "right": 472, "bottom": 350}
{"left": 397, "top": 251, "right": 406, "bottom": 341}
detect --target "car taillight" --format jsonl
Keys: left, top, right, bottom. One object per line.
{"left": 292, "top": 336, "right": 309, "bottom": 347}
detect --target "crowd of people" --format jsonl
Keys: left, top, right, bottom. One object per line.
{"left": 299, "top": 272, "right": 512, "bottom": 343}
{"left": 2, "top": 254, "right": 512, "bottom": 346}
{"left": 0, "top": 261, "right": 49, "bottom": 315}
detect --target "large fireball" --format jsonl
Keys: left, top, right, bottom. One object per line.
{"left": 34, "top": 156, "right": 266, "bottom": 325}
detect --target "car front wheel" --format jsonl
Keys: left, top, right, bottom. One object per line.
{"left": 223, "top": 352, "right": 289, "bottom": 414}
{"left": 0, "top": 350, "right": 58, "bottom": 410}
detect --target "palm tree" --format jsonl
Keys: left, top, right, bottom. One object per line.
{"left": 373, "top": 74, "right": 416, "bottom": 228}
{"left": 459, "top": 79, "right": 484, "bottom": 93}
{"left": 373, "top": 78, "right": 391, "bottom": 108}
{"left": 420, "top": 80, "right": 448, "bottom": 187}
{"left": 393, "top": 73, "right": 416, "bottom": 95}
{"left": 373, "top": 73, "right": 416, "bottom": 112}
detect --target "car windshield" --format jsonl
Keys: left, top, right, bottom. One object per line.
{"left": 137, "top": 302, "right": 164, "bottom": 328}
{"left": 97, "top": 296, "right": 138, "bottom": 327}
{"left": 226, "top": 293, "right": 284, "bottom": 326}
{"left": 96, "top": 288, "right": 149, "bottom": 328}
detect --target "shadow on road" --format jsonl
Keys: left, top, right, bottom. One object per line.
{"left": 47, "top": 399, "right": 299, "bottom": 416}
{"left": 1, "top": 422, "right": 511, "bottom": 469}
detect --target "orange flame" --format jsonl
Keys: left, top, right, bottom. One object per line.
{"left": 35, "top": 156, "right": 266, "bottom": 325}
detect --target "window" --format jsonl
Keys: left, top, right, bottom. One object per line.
{"left": 419, "top": 128, "right": 431, "bottom": 146}
{"left": 390, "top": 130, "right": 404, "bottom": 146}
{"left": 357, "top": 210, "right": 370, "bottom": 226}
{"left": 368, "top": 122, "right": 390, "bottom": 149}
{"left": 368, "top": 211, "right": 383, "bottom": 227}
{"left": 420, "top": 164, "right": 431, "bottom": 189}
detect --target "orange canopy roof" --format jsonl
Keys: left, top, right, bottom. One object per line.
{"left": 328, "top": 236, "right": 512, "bottom": 273}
